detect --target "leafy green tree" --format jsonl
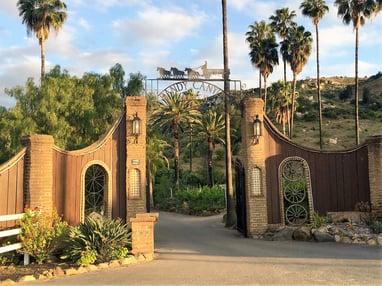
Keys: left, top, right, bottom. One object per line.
{"left": 0, "top": 65, "right": 123, "bottom": 163}
{"left": 109, "top": 63, "right": 126, "bottom": 99}
{"left": 195, "top": 109, "right": 225, "bottom": 187}
{"left": 281, "top": 25, "right": 313, "bottom": 139}
{"left": 126, "top": 72, "right": 146, "bottom": 97}
{"left": 334, "top": 0, "right": 380, "bottom": 145}
{"left": 17, "top": 0, "right": 67, "bottom": 80}
{"left": 150, "top": 91, "right": 200, "bottom": 189}
{"left": 300, "top": 0, "right": 329, "bottom": 150}
{"left": 269, "top": 8, "right": 298, "bottom": 84}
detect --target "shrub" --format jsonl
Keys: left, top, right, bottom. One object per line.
{"left": 175, "top": 185, "right": 225, "bottom": 213}
{"left": 308, "top": 211, "right": 326, "bottom": 228}
{"left": 60, "top": 216, "right": 131, "bottom": 266}
{"left": 18, "top": 208, "right": 68, "bottom": 264}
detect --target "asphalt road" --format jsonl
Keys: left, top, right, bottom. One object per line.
{"left": 23, "top": 211, "right": 382, "bottom": 285}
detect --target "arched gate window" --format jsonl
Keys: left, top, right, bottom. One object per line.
{"left": 81, "top": 161, "right": 112, "bottom": 222}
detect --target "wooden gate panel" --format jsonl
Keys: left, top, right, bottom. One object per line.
{"left": 263, "top": 118, "right": 370, "bottom": 224}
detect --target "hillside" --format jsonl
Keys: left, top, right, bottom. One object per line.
{"left": 273, "top": 73, "right": 382, "bottom": 150}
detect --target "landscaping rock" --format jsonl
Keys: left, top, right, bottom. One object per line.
{"left": 1, "top": 278, "right": 16, "bottom": 285}
{"left": 85, "top": 265, "right": 98, "bottom": 272}
{"left": 313, "top": 231, "right": 335, "bottom": 242}
{"left": 97, "top": 263, "right": 109, "bottom": 269}
{"left": 292, "top": 227, "right": 312, "bottom": 241}
{"left": 272, "top": 227, "right": 295, "bottom": 241}
{"left": 54, "top": 266, "right": 65, "bottom": 277}
{"left": 108, "top": 260, "right": 121, "bottom": 268}
{"left": 17, "top": 275, "right": 35, "bottom": 283}
{"left": 367, "top": 239, "right": 377, "bottom": 246}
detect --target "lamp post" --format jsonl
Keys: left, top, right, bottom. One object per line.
{"left": 132, "top": 112, "right": 141, "bottom": 143}
{"left": 253, "top": 115, "right": 262, "bottom": 144}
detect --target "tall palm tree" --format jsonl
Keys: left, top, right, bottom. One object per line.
{"left": 249, "top": 37, "right": 279, "bottom": 112}
{"left": 222, "top": 0, "right": 235, "bottom": 227}
{"left": 334, "top": 0, "right": 380, "bottom": 145}
{"left": 281, "top": 25, "right": 313, "bottom": 139}
{"left": 246, "top": 20, "right": 274, "bottom": 98}
{"left": 17, "top": 0, "right": 67, "bottom": 80}
{"left": 195, "top": 109, "right": 225, "bottom": 187}
{"left": 150, "top": 91, "right": 200, "bottom": 189}
{"left": 269, "top": 8, "right": 297, "bottom": 84}
{"left": 300, "top": 0, "right": 329, "bottom": 150}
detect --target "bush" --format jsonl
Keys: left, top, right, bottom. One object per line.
{"left": 18, "top": 208, "right": 68, "bottom": 264}
{"left": 60, "top": 216, "right": 131, "bottom": 266}
{"left": 175, "top": 185, "right": 225, "bottom": 213}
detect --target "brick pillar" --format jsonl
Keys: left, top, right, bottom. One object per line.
{"left": 241, "top": 98, "right": 268, "bottom": 235}
{"left": 130, "top": 213, "right": 159, "bottom": 259}
{"left": 366, "top": 135, "right": 382, "bottom": 217}
{"left": 21, "top": 134, "right": 54, "bottom": 214}
{"left": 125, "top": 96, "right": 147, "bottom": 223}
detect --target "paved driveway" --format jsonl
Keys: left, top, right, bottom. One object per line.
{"left": 23, "top": 211, "right": 382, "bottom": 285}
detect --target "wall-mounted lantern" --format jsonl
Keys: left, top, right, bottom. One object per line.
{"left": 253, "top": 115, "right": 262, "bottom": 144}
{"left": 132, "top": 112, "right": 141, "bottom": 143}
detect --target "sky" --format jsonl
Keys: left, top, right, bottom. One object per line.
{"left": 0, "top": 0, "right": 381, "bottom": 108}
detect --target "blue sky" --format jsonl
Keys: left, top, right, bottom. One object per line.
{"left": 0, "top": 0, "right": 381, "bottom": 107}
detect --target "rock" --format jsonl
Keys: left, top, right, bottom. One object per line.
{"left": 65, "top": 268, "right": 78, "bottom": 276}
{"left": 292, "top": 227, "right": 312, "bottom": 241}
{"left": 76, "top": 267, "right": 88, "bottom": 274}
{"left": 376, "top": 236, "right": 382, "bottom": 245}
{"left": 1, "top": 278, "right": 16, "bottom": 285}
{"left": 313, "top": 231, "right": 335, "bottom": 242}
{"left": 17, "top": 275, "right": 36, "bottom": 283}
{"left": 272, "top": 227, "right": 295, "bottom": 241}
{"left": 340, "top": 236, "right": 352, "bottom": 244}
{"left": 97, "top": 262, "right": 109, "bottom": 269}
{"left": 85, "top": 265, "right": 98, "bottom": 272}
{"left": 108, "top": 260, "right": 121, "bottom": 268}
{"left": 137, "top": 254, "right": 146, "bottom": 262}
{"left": 54, "top": 266, "right": 65, "bottom": 277}
{"left": 367, "top": 239, "right": 377, "bottom": 246}
{"left": 334, "top": 234, "right": 341, "bottom": 242}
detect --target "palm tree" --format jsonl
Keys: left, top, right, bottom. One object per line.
{"left": 146, "top": 135, "right": 170, "bottom": 209}
{"left": 195, "top": 109, "right": 225, "bottom": 187}
{"left": 249, "top": 37, "right": 279, "bottom": 112}
{"left": 246, "top": 20, "right": 274, "bottom": 98}
{"left": 269, "top": 8, "right": 297, "bottom": 84}
{"left": 281, "top": 25, "right": 313, "bottom": 139}
{"left": 150, "top": 91, "right": 200, "bottom": 189}
{"left": 268, "top": 81, "right": 294, "bottom": 135}
{"left": 17, "top": 0, "right": 67, "bottom": 80}
{"left": 334, "top": 0, "right": 380, "bottom": 145}
{"left": 222, "top": 0, "right": 235, "bottom": 227}
{"left": 300, "top": 0, "right": 329, "bottom": 150}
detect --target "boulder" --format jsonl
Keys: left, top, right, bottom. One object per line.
{"left": 313, "top": 231, "right": 335, "bottom": 242}
{"left": 292, "top": 227, "right": 312, "bottom": 241}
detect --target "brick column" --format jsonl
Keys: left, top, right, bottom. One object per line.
{"left": 366, "top": 135, "right": 382, "bottom": 217}
{"left": 241, "top": 98, "right": 268, "bottom": 235}
{"left": 125, "top": 96, "right": 147, "bottom": 223}
{"left": 21, "top": 134, "right": 54, "bottom": 214}
{"left": 130, "top": 213, "right": 159, "bottom": 259}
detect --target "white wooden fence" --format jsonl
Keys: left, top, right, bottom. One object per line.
{"left": 0, "top": 213, "right": 29, "bottom": 265}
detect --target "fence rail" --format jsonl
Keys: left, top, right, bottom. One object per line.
{"left": 0, "top": 213, "right": 29, "bottom": 265}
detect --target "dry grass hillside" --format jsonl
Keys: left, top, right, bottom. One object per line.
{"left": 276, "top": 73, "right": 382, "bottom": 150}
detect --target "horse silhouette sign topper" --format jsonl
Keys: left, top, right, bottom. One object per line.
{"left": 157, "top": 61, "right": 229, "bottom": 80}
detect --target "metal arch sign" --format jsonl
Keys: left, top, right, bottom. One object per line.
{"left": 158, "top": 81, "right": 223, "bottom": 98}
